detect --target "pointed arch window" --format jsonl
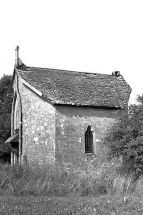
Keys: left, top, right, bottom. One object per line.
{"left": 85, "top": 125, "right": 93, "bottom": 153}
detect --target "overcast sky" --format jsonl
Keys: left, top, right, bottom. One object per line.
{"left": 0, "top": 0, "right": 143, "bottom": 104}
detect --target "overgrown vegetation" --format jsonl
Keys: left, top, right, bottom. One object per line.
{"left": 0, "top": 163, "right": 142, "bottom": 214}
{"left": 105, "top": 94, "right": 143, "bottom": 178}
{"left": 0, "top": 163, "right": 117, "bottom": 197}
{"left": 0, "top": 161, "right": 142, "bottom": 198}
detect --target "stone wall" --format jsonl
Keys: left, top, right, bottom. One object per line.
{"left": 55, "top": 105, "right": 120, "bottom": 167}
{"left": 18, "top": 77, "right": 56, "bottom": 165}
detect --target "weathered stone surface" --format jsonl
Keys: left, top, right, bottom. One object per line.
{"left": 55, "top": 105, "right": 120, "bottom": 167}
{"left": 19, "top": 78, "right": 55, "bottom": 165}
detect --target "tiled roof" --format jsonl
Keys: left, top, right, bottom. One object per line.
{"left": 17, "top": 60, "right": 131, "bottom": 108}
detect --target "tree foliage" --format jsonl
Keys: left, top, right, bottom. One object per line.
{"left": 0, "top": 75, "right": 13, "bottom": 142}
{"left": 105, "top": 94, "right": 143, "bottom": 176}
{"left": 0, "top": 75, "right": 13, "bottom": 163}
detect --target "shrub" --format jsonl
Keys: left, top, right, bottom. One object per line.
{"left": 104, "top": 94, "right": 143, "bottom": 177}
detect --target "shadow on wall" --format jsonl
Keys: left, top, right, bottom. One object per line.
{"left": 56, "top": 105, "right": 120, "bottom": 119}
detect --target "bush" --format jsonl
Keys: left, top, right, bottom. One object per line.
{"left": 104, "top": 94, "right": 143, "bottom": 177}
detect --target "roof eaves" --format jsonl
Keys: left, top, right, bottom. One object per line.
{"left": 52, "top": 100, "right": 122, "bottom": 108}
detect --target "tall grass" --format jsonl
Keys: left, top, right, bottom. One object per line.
{"left": 0, "top": 162, "right": 141, "bottom": 198}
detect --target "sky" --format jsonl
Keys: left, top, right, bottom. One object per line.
{"left": 0, "top": 0, "right": 143, "bottom": 104}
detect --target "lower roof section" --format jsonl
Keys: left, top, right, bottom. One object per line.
{"left": 5, "top": 133, "right": 19, "bottom": 143}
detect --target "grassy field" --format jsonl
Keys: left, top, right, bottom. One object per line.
{"left": 0, "top": 195, "right": 143, "bottom": 214}
{"left": 0, "top": 162, "right": 143, "bottom": 214}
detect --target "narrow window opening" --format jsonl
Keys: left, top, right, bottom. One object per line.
{"left": 85, "top": 125, "right": 93, "bottom": 153}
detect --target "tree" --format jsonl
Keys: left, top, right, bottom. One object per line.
{"left": 0, "top": 75, "right": 13, "bottom": 141}
{"left": 105, "top": 94, "right": 143, "bottom": 177}
{"left": 0, "top": 75, "right": 13, "bottom": 163}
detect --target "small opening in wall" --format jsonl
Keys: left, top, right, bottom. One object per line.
{"left": 85, "top": 125, "right": 93, "bottom": 153}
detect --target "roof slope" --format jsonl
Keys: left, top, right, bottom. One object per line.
{"left": 17, "top": 61, "right": 131, "bottom": 108}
